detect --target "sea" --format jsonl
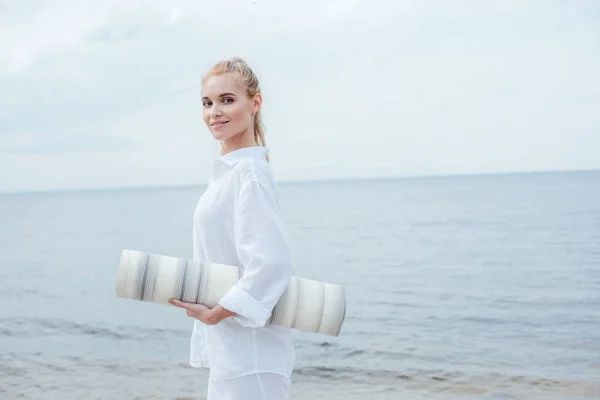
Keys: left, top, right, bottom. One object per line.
{"left": 1, "top": 170, "right": 599, "bottom": 400}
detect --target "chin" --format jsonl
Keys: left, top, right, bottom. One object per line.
{"left": 210, "top": 130, "right": 230, "bottom": 141}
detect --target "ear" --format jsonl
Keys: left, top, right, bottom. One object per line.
{"left": 252, "top": 93, "right": 262, "bottom": 114}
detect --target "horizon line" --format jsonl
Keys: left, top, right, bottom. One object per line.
{"left": 1, "top": 167, "right": 599, "bottom": 195}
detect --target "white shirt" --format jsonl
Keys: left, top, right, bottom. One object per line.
{"left": 190, "top": 146, "right": 296, "bottom": 380}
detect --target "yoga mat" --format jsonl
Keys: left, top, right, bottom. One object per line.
{"left": 115, "top": 250, "right": 346, "bottom": 336}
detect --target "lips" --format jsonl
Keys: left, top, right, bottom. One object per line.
{"left": 211, "top": 121, "right": 229, "bottom": 127}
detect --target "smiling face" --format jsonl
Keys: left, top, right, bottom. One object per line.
{"left": 201, "top": 72, "right": 262, "bottom": 150}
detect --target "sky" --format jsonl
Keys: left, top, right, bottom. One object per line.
{"left": 0, "top": 0, "right": 599, "bottom": 193}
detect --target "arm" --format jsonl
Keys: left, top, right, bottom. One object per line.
{"left": 217, "top": 177, "right": 294, "bottom": 328}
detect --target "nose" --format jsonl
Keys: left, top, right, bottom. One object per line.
{"left": 210, "top": 103, "right": 223, "bottom": 118}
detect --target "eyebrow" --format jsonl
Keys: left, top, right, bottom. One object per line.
{"left": 202, "top": 93, "right": 237, "bottom": 100}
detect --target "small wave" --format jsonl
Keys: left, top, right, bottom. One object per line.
{"left": 291, "top": 364, "right": 590, "bottom": 394}
{"left": 0, "top": 317, "right": 185, "bottom": 340}
{"left": 344, "top": 349, "right": 365, "bottom": 357}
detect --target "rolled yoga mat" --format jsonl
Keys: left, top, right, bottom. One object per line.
{"left": 115, "top": 249, "right": 347, "bottom": 336}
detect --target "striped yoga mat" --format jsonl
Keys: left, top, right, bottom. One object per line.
{"left": 115, "top": 249, "right": 346, "bottom": 336}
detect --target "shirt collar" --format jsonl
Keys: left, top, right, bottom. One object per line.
{"left": 216, "top": 146, "right": 269, "bottom": 167}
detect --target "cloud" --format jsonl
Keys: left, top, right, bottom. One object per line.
{"left": 0, "top": 0, "right": 599, "bottom": 192}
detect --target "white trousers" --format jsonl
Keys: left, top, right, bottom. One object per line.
{"left": 207, "top": 372, "right": 291, "bottom": 400}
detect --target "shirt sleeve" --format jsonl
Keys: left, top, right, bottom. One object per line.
{"left": 217, "top": 177, "right": 294, "bottom": 328}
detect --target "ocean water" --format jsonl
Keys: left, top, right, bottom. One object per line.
{"left": 1, "top": 170, "right": 599, "bottom": 400}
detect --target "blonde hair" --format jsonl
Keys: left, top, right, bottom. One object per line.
{"left": 202, "top": 57, "right": 268, "bottom": 161}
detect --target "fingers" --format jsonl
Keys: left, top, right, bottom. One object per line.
{"left": 169, "top": 298, "right": 186, "bottom": 308}
{"left": 171, "top": 299, "right": 200, "bottom": 320}
{"left": 169, "top": 299, "right": 214, "bottom": 324}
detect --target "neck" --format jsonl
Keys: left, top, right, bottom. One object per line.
{"left": 220, "top": 127, "right": 258, "bottom": 155}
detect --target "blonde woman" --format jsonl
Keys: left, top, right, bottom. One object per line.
{"left": 169, "top": 57, "right": 295, "bottom": 399}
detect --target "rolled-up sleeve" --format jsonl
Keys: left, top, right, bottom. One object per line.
{"left": 218, "top": 177, "right": 294, "bottom": 328}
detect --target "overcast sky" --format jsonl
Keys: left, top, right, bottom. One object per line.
{"left": 1, "top": 0, "right": 599, "bottom": 193}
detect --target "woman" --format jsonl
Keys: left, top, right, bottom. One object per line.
{"left": 169, "top": 57, "right": 296, "bottom": 399}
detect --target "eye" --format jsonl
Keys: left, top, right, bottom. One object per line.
{"left": 222, "top": 97, "right": 234, "bottom": 104}
{"left": 202, "top": 100, "right": 212, "bottom": 107}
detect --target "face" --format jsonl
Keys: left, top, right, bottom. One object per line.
{"left": 201, "top": 72, "right": 261, "bottom": 145}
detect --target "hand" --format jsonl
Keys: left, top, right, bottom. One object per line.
{"left": 169, "top": 299, "right": 220, "bottom": 325}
